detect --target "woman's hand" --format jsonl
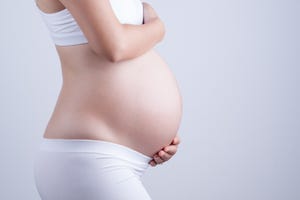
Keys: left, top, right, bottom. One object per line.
{"left": 142, "top": 2, "right": 166, "bottom": 42}
{"left": 149, "top": 133, "right": 181, "bottom": 167}
{"left": 142, "top": 2, "right": 159, "bottom": 24}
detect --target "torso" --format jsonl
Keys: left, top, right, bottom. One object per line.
{"left": 37, "top": 0, "right": 183, "bottom": 157}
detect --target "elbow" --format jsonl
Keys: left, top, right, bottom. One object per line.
{"left": 106, "top": 47, "right": 123, "bottom": 63}
{"left": 89, "top": 40, "right": 125, "bottom": 63}
{"left": 105, "top": 38, "right": 127, "bottom": 63}
{"left": 90, "top": 34, "right": 127, "bottom": 63}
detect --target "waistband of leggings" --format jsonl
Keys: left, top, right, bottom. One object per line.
{"left": 38, "top": 138, "right": 152, "bottom": 164}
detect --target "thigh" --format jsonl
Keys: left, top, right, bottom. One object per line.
{"left": 110, "top": 175, "right": 152, "bottom": 200}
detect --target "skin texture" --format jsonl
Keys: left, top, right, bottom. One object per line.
{"left": 35, "top": 0, "right": 182, "bottom": 165}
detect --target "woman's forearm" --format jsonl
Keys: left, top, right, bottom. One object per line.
{"left": 116, "top": 18, "right": 165, "bottom": 62}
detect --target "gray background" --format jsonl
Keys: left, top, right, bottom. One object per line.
{"left": 0, "top": 0, "right": 299, "bottom": 199}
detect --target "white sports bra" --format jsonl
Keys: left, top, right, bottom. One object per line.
{"left": 35, "top": 0, "right": 144, "bottom": 46}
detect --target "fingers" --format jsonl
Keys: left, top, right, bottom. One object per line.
{"left": 153, "top": 154, "right": 164, "bottom": 164}
{"left": 158, "top": 150, "right": 172, "bottom": 161}
{"left": 148, "top": 134, "right": 181, "bottom": 167}
{"left": 163, "top": 145, "right": 178, "bottom": 155}
{"left": 149, "top": 160, "right": 157, "bottom": 167}
{"left": 142, "top": 2, "right": 159, "bottom": 24}
{"left": 149, "top": 150, "right": 173, "bottom": 167}
{"left": 172, "top": 134, "right": 181, "bottom": 145}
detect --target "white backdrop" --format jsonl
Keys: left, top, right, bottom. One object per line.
{"left": 0, "top": 0, "right": 299, "bottom": 199}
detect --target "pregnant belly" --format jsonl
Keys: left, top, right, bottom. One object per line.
{"left": 94, "top": 50, "right": 183, "bottom": 156}
{"left": 47, "top": 49, "right": 183, "bottom": 157}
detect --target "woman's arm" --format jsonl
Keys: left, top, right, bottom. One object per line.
{"left": 58, "top": 0, "right": 165, "bottom": 62}
{"left": 119, "top": 18, "right": 164, "bottom": 62}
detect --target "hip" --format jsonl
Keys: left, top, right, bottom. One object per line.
{"left": 34, "top": 138, "right": 152, "bottom": 200}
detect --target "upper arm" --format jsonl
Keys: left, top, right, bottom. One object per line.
{"left": 58, "top": 0, "right": 125, "bottom": 61}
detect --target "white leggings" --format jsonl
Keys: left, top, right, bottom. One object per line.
{"left": 33, "top": 138, "right": 153, "bottom": 200}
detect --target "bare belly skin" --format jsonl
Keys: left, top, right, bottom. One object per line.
{"left": 44, "top": 45, "right": 183, "bottom": 157}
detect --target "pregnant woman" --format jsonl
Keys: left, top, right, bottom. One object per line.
{"left": 33, "top": 0, "right": 183, "bottom": 199}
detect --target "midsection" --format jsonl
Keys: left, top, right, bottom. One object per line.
{"left": 44, "top": 45, "right": 183, "bottom": 157}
